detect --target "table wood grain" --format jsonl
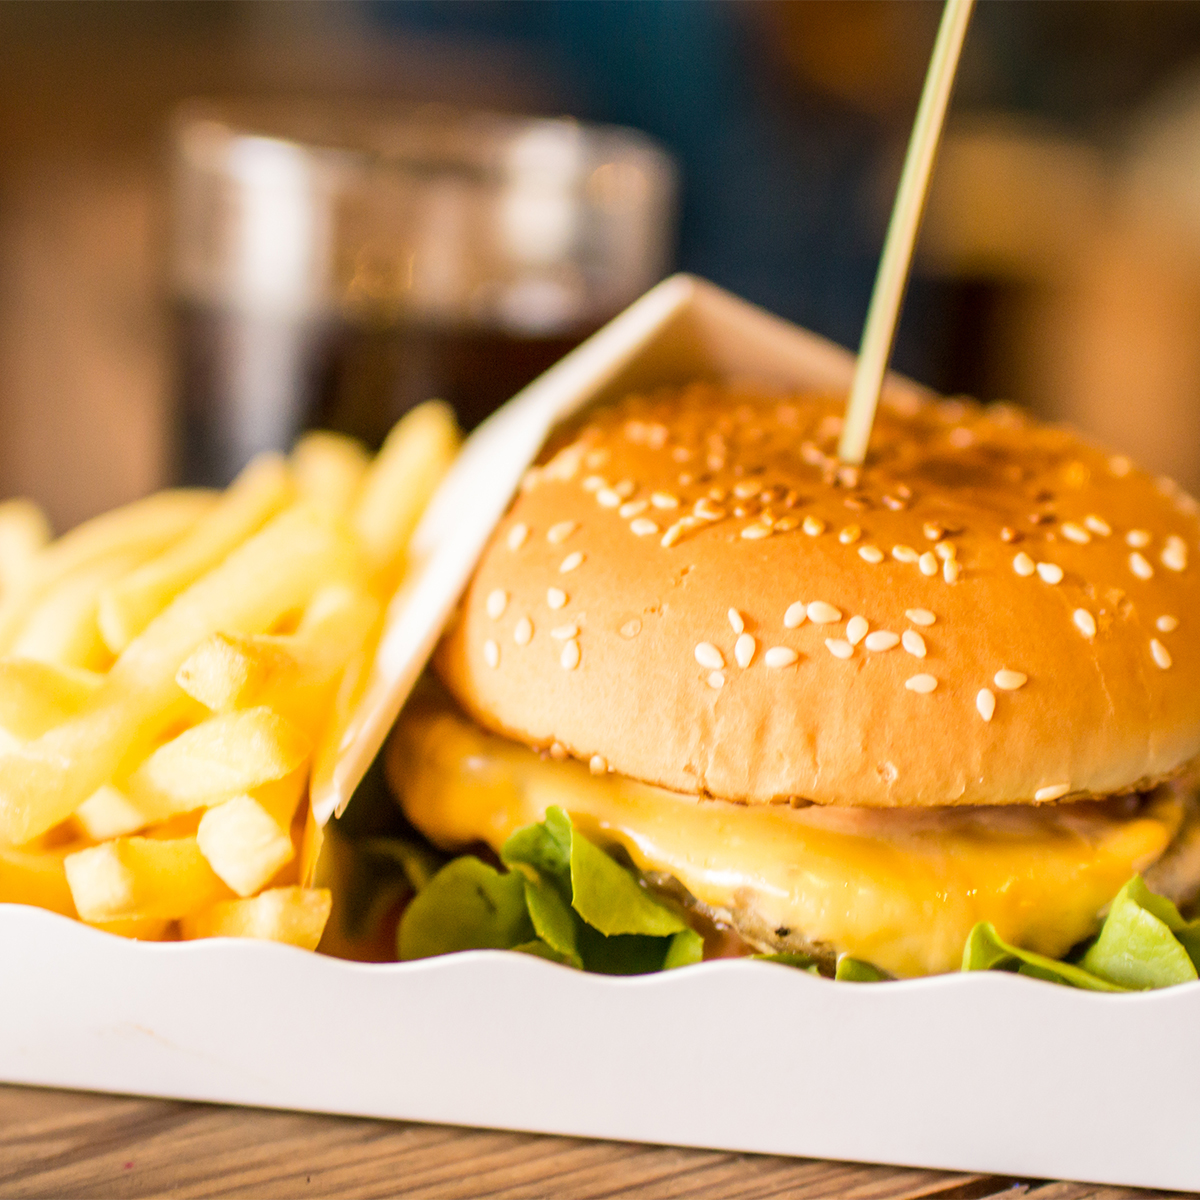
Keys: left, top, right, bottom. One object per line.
{"left": 0, "top": 1084, "right": 1173, "bottom": 1200}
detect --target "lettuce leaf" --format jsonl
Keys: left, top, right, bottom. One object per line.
{"left": 1079, "top": 876, "right": 1199, "bottom": 989}
{"left": 399, "top": 807, "right": 697, "bottom": 973}
{"left": 961, "top": 921, "right": 1127, "bottom": 991}
{"left": 835, "top": 956, "right": 889, "bottom": 982}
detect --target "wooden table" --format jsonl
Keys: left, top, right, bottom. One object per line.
{"left": 0, "top": 1084, "right": 1171, "bottom": 1199}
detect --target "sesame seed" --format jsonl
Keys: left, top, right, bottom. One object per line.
{"left": 694, "top": 499, "right": 726, "bottom": 522}
{"left": 1084, "top": 515, "right": 1111, "bottom": 536}
{"left": 619, "top": 500, "right": 648, "bottom": 519}
{"left": 630, "top": 518, "right": 659, "bottom": 537}
{"left": 935, "top": 541, "right": 956, "bottom": 561}
{"left": 807, "top": 601, "right": 842, "bottom": 624}
{"left": 846, "top": 615, "right": 869, "bottom": 645}
{"left": 976, "top": 688, "right": 996, "bottom": 722}
{"left": 948, "top": 426, "right": 974, "bottom": 448}
{"left": 671, "top": 447, "right": 691, "bottom": 463}
{"left": 1151, "top": 638, "right": 1172, "bottom": 670}
{"left": 803, "top": 515, "right": 825, "bottom": 536}
{"left": 902, "top": 630, "right": 927, "bottom": 658}
{"left": 825, "top": 638, "right": 853, "bottom": 659}
{"left": 728, "top": 608, "right": 745, "bottom": 635}
{"left": 661, "top": 522, "right": 686, "bottom": 548}
{"left": 881, "top": 494, "right": 907, "bottom": 512}
{"left": 1126, "top": 529, "right": 1151, "bottom": 548}
{"left": 864, "top": 631, "right": 900, "bottom": 651}
{"left": 1061, "top": 522, "right": 1090, "bottom": 545}
{"left": 765, "top": 646, "right": 799, "bottom": 668}
{"left": 514, "top": 616, "right": 533, "bottom": 645}
{"left": 859, "top": 545, "right": 884, "bottom": 564}
{"left": 560, "top": 552, "right": 584, "bottom": 573}
{"left": 1013, "top": 552, "right": 1036, "bottom": 577}
{"left": 486, "top": 589, "right": 508, "bottom": 620}
{"left": 784, "top": 602, "right": 807, "bottom": 628}
{"left": 943, "top": 559, "right": 961, "bottom": 584}
{"left": 994, "top": 670, "right": 1027, "bottom": 690}
{"left": 741, "top": 524, "right": 771, "bottom": 540}
{"left": 1036, "top": 562, "right": 1064, "bottom": 585}
{"left": 773, "top": 516, "right": 800, "bottom": 532}
{"left": 923, "top": 522, "right": 944, "bottom": 541}
{"left": 733, "top": 481, "right": 760, "bottom": 500}
{"left": 585, "top": 449, "right": 610, "bottom": 470}
{"left": 590, "top": 755, "right": 608, "bottom": 775}
{"left": 507, "top": 523, "right": 530, "bottom": 551}
{"left": 1129, "top": 552, "right": 1154, "bottom": 581}
{"left": 735, "top": 633, "right": 756, "bottom": 667}
{"left": 905, "top": 608, "right": 936, "bottom": 626}
{"left": 695, "top": 642, "right": 724, "bottom": 670}
{"left": 551, "top": 623, "right": 579, "bottom": 640}
{"left": 651, "top": 491, "right": 679, "bottom": 509}
{"left": 614, "top": 480, "right": 635, "bottom": 499}
{"left": 838, "top": 525, "right": 861, "bottom": 545}
{"left": 596, "top": 488, "right": 622, "bottom": 508}
{"left": 1109, "top": 455, "right": 1132, "bottom": 477}
{"left": 1000, "top": 526, "right": 1020, "bottom": 543}
{"left": 919, "top": 552, "right": 938, "bottom": 576}
{"left": 678, "top": 473, "right": 694, "bottom": 486}
{"left": 483, "top": 639, "right": 500, "bottom": 669}
{"left": 582, "top": 476, "right": 606, "bottom": 493}
{"left": 1073, "top": 609, "right": 1097, "bottom": 638}
{"left": 619, "top": 619, "right": 641, "bottom": 639}
{"left": 1162, "top": 536, "right": 1188, "bottom": 572}
{"left": 547, "top": 588, "right": 567, "bottom": 609}
{"left": 1035, "top": 784, "right": 1070, "bottom": 802}
{"left": 708, "top": 486, "right": 729, "bottom": 502}
{"left": 547, "top": 521, "right": 578, "bottom": 544}
{"left": 1157, "top": 615, "right": 1179, "bottom": 633}
{"left": 905, "top": 674, "right": 937, "bottom": 694}
{"left": 892, "top": 545, "right": 919, "bottom": 563}
{"left": 707, "top": 670, "right": 725, "bottom": 689}
{"left": 549, "top": 742, "right": 568, "bottom": 760}
{"left": 561, "top": 640, "right": 581, "bottom": 670}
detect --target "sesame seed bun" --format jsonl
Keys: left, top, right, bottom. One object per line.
{"left": 436, "top": 383, "right": 1200, "bottom": 808}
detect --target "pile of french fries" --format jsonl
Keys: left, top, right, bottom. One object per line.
{"left": 0, "top": 402, "right": 459, "bottom": 949}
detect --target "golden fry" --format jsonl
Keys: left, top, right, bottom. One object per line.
{"left": 197, "top": 772, "right": 304, "bottom": 897}
{"left": 126, "top": 707, "right": 309, "bottom": 820}
{"left": 64, "top": 835, "right": 229, "bottom": 922}
{"left": 73, "top": 784, "right": 151, "bottom": 841}
{"left": 0, "top": 839, "right": 77, "bottom": 916}
{"left": 180, "top": 886, "right": 331, "bottom": 950}
{"left": 0, "top": 490, "right": 215, "bottom": 655}
{"left": 0, "top": 499, "right": 51, "bottom": 596}
{"left": 0, "top": 658, "right": 102, "bottom": 740}
{"left": 352, "top": 401, "right": 459, "bottom": 585}
{"left": 292, "top": 431, "right": 370, "bottom": 518}
{"left": 0, "top": 506, "right": 359, "bottom": 845}
{"left": 98, "top": 455, "right": 294, "bottom": 654}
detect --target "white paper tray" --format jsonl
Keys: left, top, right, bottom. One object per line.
{"left": 3, "top": 904, "right": 1198, "bottom": 1192}
{"left": 4, "top": 277, "right": 1197, "bottom": 1191}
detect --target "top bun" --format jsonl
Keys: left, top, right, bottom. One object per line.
{"left": 437, "top": 383, "right": 1200, "bottom": 807}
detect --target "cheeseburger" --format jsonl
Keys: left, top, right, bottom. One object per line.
{"left": 386, "top": 383, "right": 1200, "bottom": 978}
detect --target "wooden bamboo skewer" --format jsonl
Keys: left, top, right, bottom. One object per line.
{"left": 838, "top": 0, "right": 976, "bottom": 466}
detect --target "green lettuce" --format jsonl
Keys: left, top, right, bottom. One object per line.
{"left": 397, "top": 806, "right": 701, "bottom": 974}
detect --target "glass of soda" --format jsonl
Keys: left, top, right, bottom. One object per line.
{"left": 169, "top": 100, "right": 678, "bottom": 485}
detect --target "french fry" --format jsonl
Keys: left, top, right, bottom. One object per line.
{"left": 85, "top": 916, "right": 174, "bottom": 941}
{"left": 292, "top": 432, "right": 370, "bottom": 518}
{"left": 8, "top": 553, "right": 143, "bottom": 670}
{"left": 0, "top": 499, "right": 51, "bottom": 596}
{"left": 352, "top": 400, "right": 459, "bottom": 585}
{"left": 0, "top": 490, "right": 215, "bottom": 655}
{"left": 180, "top": 886, "right": 331, "bottom": 949}
{"left": 197, "top": 773, "right": 305, "bottom": 897}
{"left": 175, "top": 584, "right": 379, "bottom": 734}
{"left": 0, "top": 505, "right": 359, "bottom": 845}
{"left": 0, "top": 658, "right": 102, "bottom": 740}
{"left": 73, "top": 784, "right": 151, "bottom": 841}
{"left": 64, "top": 835, "right": 229, "bottom": 922}
{"left": 0, "top": 839, "right": 77, "bottom": 916}
{"left": 125, "top": 708, "right": 309, "bottom": 821}
{"left": 98, "top": 454, "right": 294, "bottom": 654}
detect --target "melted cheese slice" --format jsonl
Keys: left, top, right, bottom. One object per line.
{"left": 389, "top": 704, "right": 1183, "bottom": 977}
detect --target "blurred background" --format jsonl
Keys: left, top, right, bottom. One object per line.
{"left": 7, "top": 0, "right": 1200, "bottom": 529}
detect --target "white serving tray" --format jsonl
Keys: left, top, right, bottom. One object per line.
{"left": 3, "top": 905, "right": 1199, "bottom": 1193}
{"left": 3, "top": 276, "right": 1197, "bottom": 1191}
